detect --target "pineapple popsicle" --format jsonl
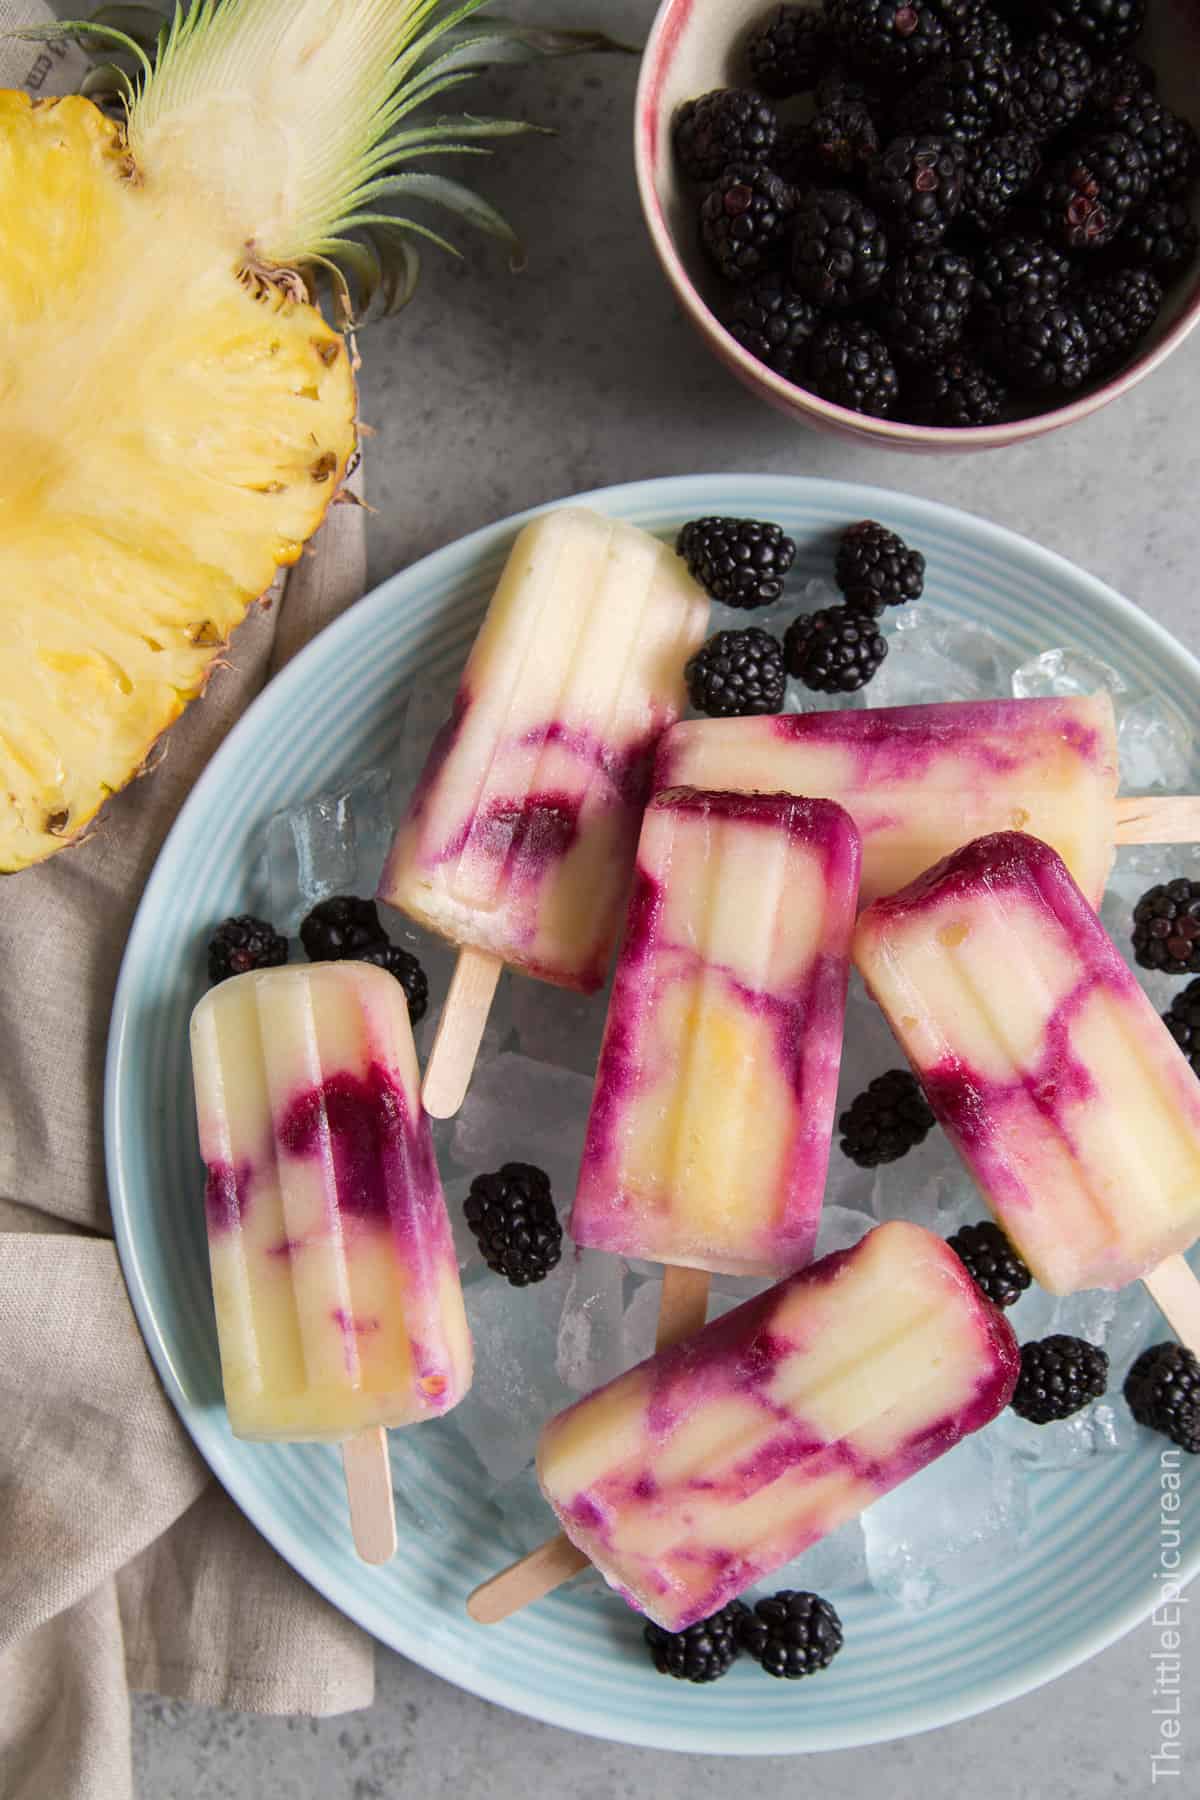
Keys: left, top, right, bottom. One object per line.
{"left": 190, "top": 962, "right": 472, "bottom": 1443}
{"left": 532, "top": 1222, "right": 1018, "bottom": 1631}
{"left": 570, "top": 787, "right": 861, "bottom": 1277}
{"left": 854, "top": 832, "right": 1200, "bottom": 1296}
{"left": 655, "top": 695, "right": 1120, "bottom": 908}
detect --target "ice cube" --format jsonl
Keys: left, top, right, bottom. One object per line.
{"left": 812, "top": 1204, "right": 873, "bottom": 1258}
{"left": 556, "top": 1247, "right": 628, "bottom": 1392}
{"left": 1117, "top": 694, "right": 1195, "bottom": 793}
{"left": 390, "top": 675, "right": 461, "bottom": 815}
{"left": 991, "top": 1397, "right": 1137, "bottom": 1470}
{"left": 441, "top": 1172, "right": 484, "bottom": 1278}
{"left": 869, "top": 611, "right": 1010, "bottom": 709}
{"left": 622, "top": 1277, "right": 663, "bottom": 1364}
{"left": 863, "top": 1432, "right": 1030, "bottom": 1611}
{"left": 510, "top": 977, "right": 610, "bottom": 1077}
{"left": 758, "top": 1519, "right": 868, "bottom": 1597}
{"left": 450, "top": 1261, "right": 576, "bottom": 1482}
{"left": 265, "top": 766, "right": 393, "bottom": 933}
{"left": 450, "top": 1053, "right": 594, "bottom": 1197}
{"left": 1011, "top": 647, "right": 1129, "bottom": 702}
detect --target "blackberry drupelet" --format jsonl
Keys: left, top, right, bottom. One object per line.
{"left": 463, "top": 1162, "right": 563, "bottom": 1286}
{"left": 790, "top": 187, "right": 890, "bottom": 308}
{"left": 1037, "top": 0, "right": 1145, "bottom": 57}
{"left": 1011, "top": 1335, "right": 1110, "bottom": 1423}
{"left": 673, "top": 88, "right": 779, "bottom": 182}
{"left": 815, "top": 64, "right": 885, "bottom": 113}
{"left": 960, "top": 132, "right": 1041, "bottom": 236}
{"left": 676, "top": 515, "right": 797, "bottom": 608}
{"left": 835, "top": 519, "right": 926, "bottom": 610}
{"left": 1078, "top": 265, "right": 1163, "bottom": 369}
{"left": 1132, "top": 878, "right": 1200, "bottom": 974}
{"left": 895, "top": 45, "right": 1011, "bottom": 142}
{"left": 867, "top": 133, "right": 966, "bottom": 248}
{"left": 686, "top": 628, "right": 786, "bottom": 717}
{"left": 827, "top": 0, "right": 950, "bottom": 78}
{"left": 700, "top": 164, "right": 797, "bottom": 284}
{"left": 988, "top": 293, "right": 1093, "bottom": 389}
{"left": 299, "top": 894, "right": 388, "bottom": 961}
{"left": 907, "top": 350, "right": 1006, "bottom": 424}
{"left": 877, "top": 247, "right": 976, "bottom": 362}
{"left": 1114, "top": 201, "right": 1199, "bottom": 282}
{"left": 947, "top": 1220, "right": 1032, "bottom": 1308}
{"left": 746, "top": 4, "right": 833, "bottom": 96}
{"left": 738, "top": 1590, "right": 845, "bottom": 1679}
{"left": 1038, "top": 131, "right": 1150, "bottom": 251}
{"left": 784, "top": 603, "right": 889, "bottom": 691}
{"left": 644, "top": 1601, "right": 750, "bottom": 1682}
{"left": 839, "top": 1069, "right": 936, "bottom": 1165}
{"left": 807, "top": 320, "right": 901, "bottom": 414}
{"left": 725, "top": 275, "right": 823, "bottom": 380}
{"left": 357, "top": 942, "right": 429, "bottom": 1023}
{"left": 1094, "top": 98, "right": 1200, "bottom": 200}
{"left": 800, "top": 100, "right": 881, "bottom": 181}
{"left": 1162, "top": 978, "right": 1200, "bottom": 1077}
{"left": 1125, "top": 1343, "right": 1200, "bottom": 1454}
{"left": 1005, "top": 34, "right": 1093, "bottom": 140}
{"left": 207, "top": 914, "right": 289, "bottom": 985}
{"left": 1088, "top": 54, "right": 1156, "bottom": 113}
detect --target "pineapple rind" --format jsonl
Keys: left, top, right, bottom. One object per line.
{"left": 0, "top": 94, "right": 357, "bottom": 871}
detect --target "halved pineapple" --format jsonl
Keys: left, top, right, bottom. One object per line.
{"left": 0, "top": 0, "right": 614, "bottom": 871}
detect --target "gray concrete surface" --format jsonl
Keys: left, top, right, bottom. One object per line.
{"left": 133, "top": 3, "right": 1200, "bottom": 1793}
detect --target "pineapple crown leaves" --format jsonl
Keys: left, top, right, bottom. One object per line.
{"left": 16, "top": 0, "right": 633, "bottom": 320}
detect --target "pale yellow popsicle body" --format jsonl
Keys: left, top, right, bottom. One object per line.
{"left": 379, "top": 508, "right": 709, "bottom": 991}
{"left": 190, "top": 963, "right": 471, "bottom": 1440}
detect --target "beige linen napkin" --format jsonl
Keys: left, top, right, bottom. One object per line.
{"left": 0, "top": 14, "right": 376, "bottom": 1793}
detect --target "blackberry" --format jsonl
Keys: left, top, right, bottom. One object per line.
{"left": 1131, "top": 878, "right": 1200, "bottom": 974}
{"left": 1037, "top": 0, "right": 1145, "bottom": 57}
{"left": 738, "top": 1591, "right": 844, "bottom": 1680}
{"left": 972, "top": 235, "right": 1071, "bottom": 334}
{"left": 835, "top": 519, "right": 926, "bottom": 610}
{"left": 1005, "top": 34, "right": 1093, "bottom": 140}
{"left": 357, "top": 942, "right": 429, "bottom": 1024}
{"left": 1039, "top": 131, "right": 1149, "bottom": 250}
{"left": 1094, "top": 99, "right": 1200, "bottom": 200}
{"left": 784, "top": 603, "right": 889, "bottom": 691}
{"left": 895, "top": 47, "right": 1011, "bottom": 143}
{"left": 746, "top": 5, "right": 833, "bottom": 96}
{"left": 1078, "top": 265, "right": 1162, "bottom": 369}
{"left": 644, "top": 1600, "right": 749, "bottom": 1683}
{"left": 207, "top": 914, "right": 289, "bottom": 985}
{"left": 1114, "top": 201, "right": 1199, "bottom": 283}
{"left": 674, "top": 89, "right": 779, "bottom": 182}
{"left": 839, "top": 1068, "right": 936, "bottom": 1165}
{"left": 463, "top": 1162, "right": 562, "bottom": 1286}
{"left": 1088, "top": 55, "right": 1156, "bottom": 113}
{"left": 947, "top": 1220, "right": 1032, "bottom": 1308}
{"left": 989, "top": 293, "right": 1093, "bottom": 388}
{"left": 960, "top": 132, "right": 1041, "bottom": 236}
{"left": 867, "top": 133, "right": 966, "bottom": 249}
{"left": 700, "top": 164, "right": 797, "bottom": 283}
{"left": 939, "top": 1, "right": 1014, "bottom": 57}
{"left": 799, "top": 101, "right": 881, "bottom": 181}
{"left": 299, "top": 894, "right": 387, "bottom": 961}
{"left": 877, "top": 248, "right": 975, "bottom": 362}
{"left": 790, "top": 187, "right": 890, "bottom": 308}
{"left": 1011, "top": 1335, "right": 1109, "bottom": 1423}
{"left": 808, "top": 319, "right": 901, "bottom": 414}
{"left": 1162, "top": 979, "right": 1200, "bottom": 1076}
{"left": 907, "top": 350, "right": 1006, "bottom": 424}
{"left": 686, "top": 628, "right": 787, "bottom": 717}
{"left": 725, "top": 275, "right": 823, "bottom": 381}
{"left": 827, "top": 0, "right": 950, "bottom": 79}
{"left": 1125, "top": 1343, "right": 1200, "bottom": 1454}
{"left": 676, "top": 516, "right": 797, "bottom": 608}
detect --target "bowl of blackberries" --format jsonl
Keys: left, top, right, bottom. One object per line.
{"left": 633, "top": 0, "right": 1200, "bottom": 447}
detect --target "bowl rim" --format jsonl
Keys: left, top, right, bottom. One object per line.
{"left": 632, "top": 0, "right": 1200, "bottom": 447}
{"left": 107, "top": 471, "right": 1200, "bottom": 1756}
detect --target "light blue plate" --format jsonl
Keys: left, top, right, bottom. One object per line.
{"left": 107, "top": 475, "right": 1200, "bottom": 1754}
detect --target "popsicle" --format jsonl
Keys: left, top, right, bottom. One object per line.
{"left": 854, "top": 833, "right": 1200, "bottom": 1337}
{"left": 379, "top": 507, "right": 709, "bottom": 1117}
{"left": 468, "top": 1220, "right": 1019, "bottom": 1628}
{"left": 653, "top": 694, "right": 1190, "bottom": 910}
{"left": 190, "top": 961, "right": 472, "bottom": 1561}
{"left": 570, "top": 787, "right": 861, "bottom": 1281}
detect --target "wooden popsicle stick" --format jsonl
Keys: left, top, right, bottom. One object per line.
{"left": 1114, "top": 795, "right": 1200, "bottom": 845}
{"left": 1142, "top": 1254, "right": 1200, "bottom": 1356}
{"left": 467, "top": 1530, "right": 590, "bottom": 1624}
{"left": 342, "top": 1426, "right": 397, "bottom": 1564}
{"left": 656, "top": 1264, "right": 712, "bottom": 1351}
{"left": 421, "top": 947, "right": 503, "bottom": 1119}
